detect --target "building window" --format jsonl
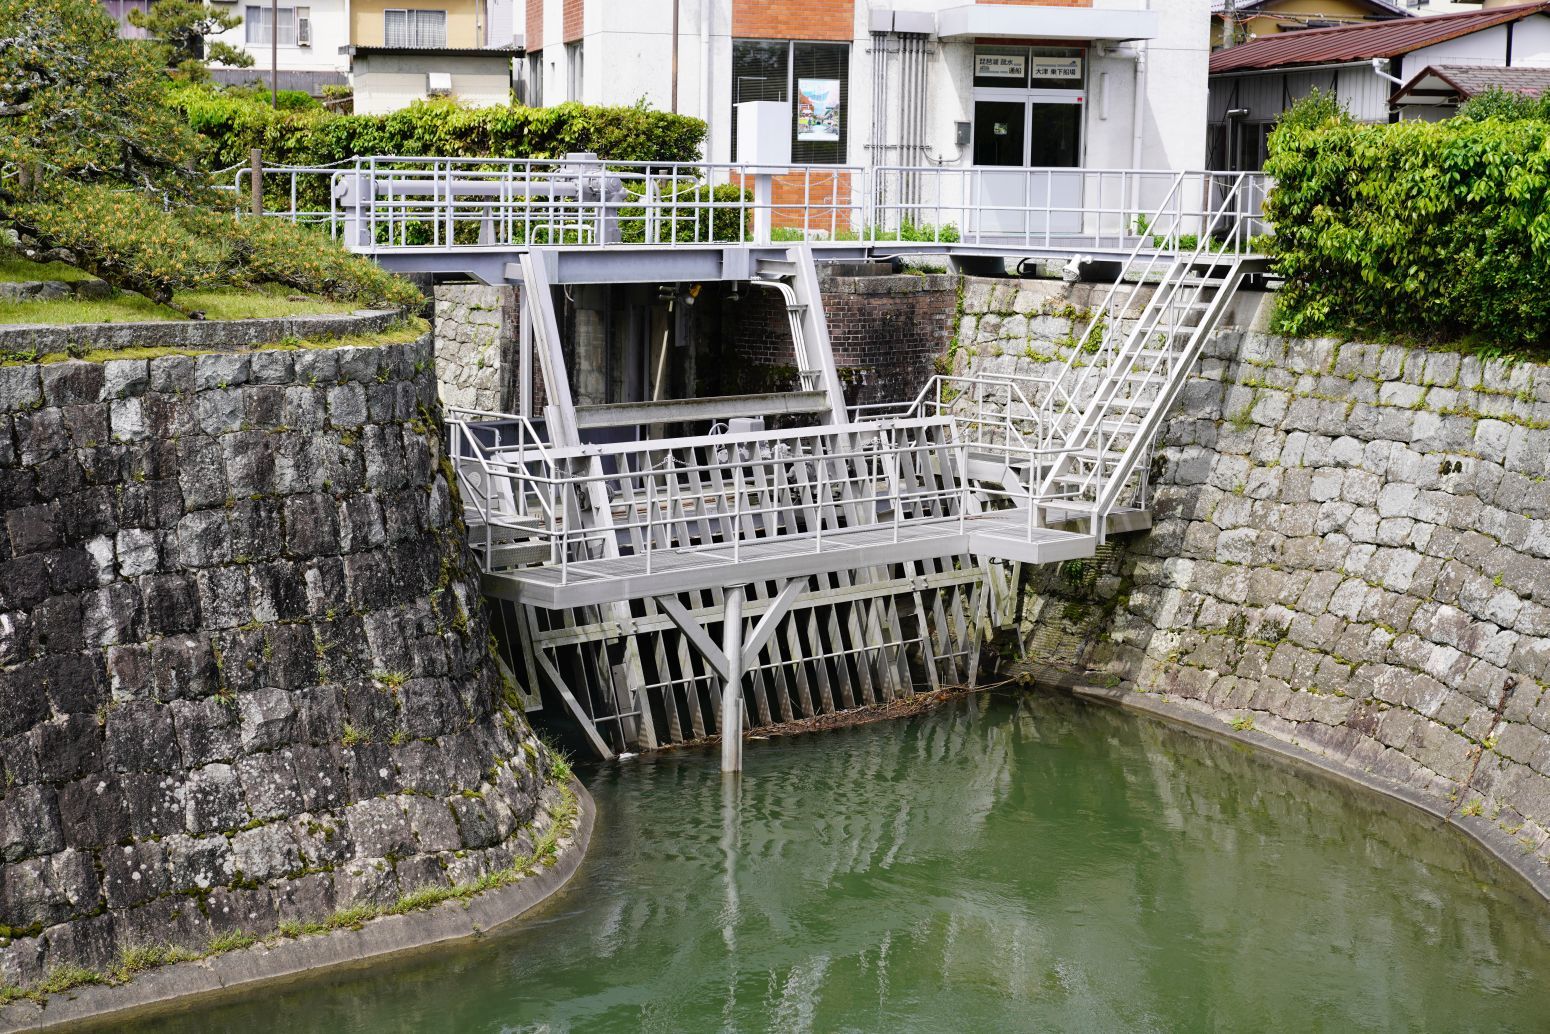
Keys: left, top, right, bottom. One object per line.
{"left": 384, "top": 9, "right": 448, "bottom": 48}
{"left": 731, "top": 39, "right": 850, "bottom": 164}
{"left": 566, "top": 41, "right": 583, "bottom": 101}
{"left": 247, "top": 5, "right": 298, "bottom": 46}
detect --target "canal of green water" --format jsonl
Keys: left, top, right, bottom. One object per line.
{"left": 121, "top": 692, "right": 1550, "bottom": 1033}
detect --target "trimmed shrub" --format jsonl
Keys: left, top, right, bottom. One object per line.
{"left": 173, "top": 87, "right": 707, "bottom": 168}
{"left": 12, "top": 183, "right": 421, "bottom": 309}
{"left": 179, "top": 210, "right": 424, "bottom": 310}
{"left": 1265, "top": 94, "right": 1550, "bottom": 346}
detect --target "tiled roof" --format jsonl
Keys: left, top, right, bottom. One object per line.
{"left": 1393, "top": 62, "right": 1550, "bottom": 102}
{"left": 1210, "top": 3, "right": 1550, "bottom": 74}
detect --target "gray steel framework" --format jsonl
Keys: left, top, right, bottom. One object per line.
{"left": 235, "top": 157, "right": 1271, "bottom": 766}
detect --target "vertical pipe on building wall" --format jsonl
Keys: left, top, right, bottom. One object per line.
{"left": 1130, "top": 7, "right": 1150, "bottom": 217}
{"left": 671, "top": 0, "right": 680, "bottom": 113}
{"left": 699, "top": 0, "right": 711, "bottom": 130}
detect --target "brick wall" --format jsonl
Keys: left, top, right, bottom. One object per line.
{"left": 732, "top": 0, "right": 854, "bottom": 41}
{"left": 716, "top": 273, "right": 957, "bottom": 409}
{"left": 526, "top": 0, "right": 542, "bottom": 52}
{"left": 732, "top": 172, "right": 855, "bottom": 231}
{"left": 563, "top": 0, "right": 582, "bottom": 42}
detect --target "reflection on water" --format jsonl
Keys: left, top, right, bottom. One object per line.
{"left": 120, "top": 693, "right": 1550, "bottom": 1034}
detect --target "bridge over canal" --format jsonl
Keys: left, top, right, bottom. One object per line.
{"left": 248, "top": 157, "right": 1271, "bottom": 768}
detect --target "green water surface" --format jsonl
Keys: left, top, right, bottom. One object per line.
{"left": 119, "top": 693, "right": 1550, "bottom": 1033}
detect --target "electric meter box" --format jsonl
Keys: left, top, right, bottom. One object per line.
{"left": 736, "top": 101, "right": 791, "bottom": 172}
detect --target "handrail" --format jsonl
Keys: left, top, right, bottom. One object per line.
{"left": 227, "top": 155, "right": 1269, "bottom": 255}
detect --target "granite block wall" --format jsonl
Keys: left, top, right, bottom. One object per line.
{"left": 0, "top": 333, "right": 558, "bottom": 986}
{"left": 433, "top": 284, "right": 518, "bottom": 413}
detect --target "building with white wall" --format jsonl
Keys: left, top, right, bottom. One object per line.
{"left": 519, "top": 0, "right": 1212, "bottom": 174}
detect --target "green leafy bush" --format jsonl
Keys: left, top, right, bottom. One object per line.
{"left": 1457, "top": 86, "right": 1550, "bottom": 123}
{"left": 1265, "top": 93, "right": 1550, "bottom": 346}
{"left": 618, "top": 183, "right": 751, "bottom": 243}
{"left": 274, "top": 89, "right": 322, "bottom": 112}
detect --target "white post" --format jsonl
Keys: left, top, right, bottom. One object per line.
{"left": 754, "top": 173, "right": 774, "bottom": 244}
{"left": 720, "top": 584, "right": 746, "bottom": 773}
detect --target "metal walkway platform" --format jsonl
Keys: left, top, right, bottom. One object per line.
{"left": 485, "top": 510, "right": 1093, "bottom": 609}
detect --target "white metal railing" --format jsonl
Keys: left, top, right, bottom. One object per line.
{"left": 445, "top": 412, "right": 1095, "bottom": 584}
{"left": 225, "top": 156, "right": 1271, "bottom": 254}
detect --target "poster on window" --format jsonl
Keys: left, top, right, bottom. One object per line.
{"left": 797, "top": 78, "right": 841, "bottom": 142}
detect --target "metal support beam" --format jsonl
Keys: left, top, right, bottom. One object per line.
{"left": 721, "top": 585, "right": 746, "bottom": 773}
{"left": 791, "top": 246, "right": 850, "bottom": 421}
{"left": 517, "top": 250, "right": 580, "bottom": 447}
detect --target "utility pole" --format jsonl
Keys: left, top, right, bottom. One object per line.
{"left": 1221, "top": 0, "right": 1238, "bottom": 50}
{"left": 271, "top": 0, "right": 279, "bottom": 107}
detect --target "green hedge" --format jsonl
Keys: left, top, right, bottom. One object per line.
{"left": 175, "top": 87, "right": 707, "bottom": 169}
{"left": 1265, "top": 95, "right": 1550, "bottom": 346}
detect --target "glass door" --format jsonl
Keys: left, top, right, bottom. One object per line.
{"left": 972, "top": 101, "right": 1027, "bottom": 167}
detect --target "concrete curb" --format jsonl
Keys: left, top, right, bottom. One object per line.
{"left": 0, "top": 308, "right": 404, "bottom": 355}
{"left": 1069, "top": 683, "right": 1550, "bottom": 906}
{"left": 0, "top": 778, "right": 596, "bottom": 1034}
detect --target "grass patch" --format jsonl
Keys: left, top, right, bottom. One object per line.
{"left": 173, "top": 284, "right": 361, "bottom": 320}
{"left": 0, "top": 249, "right": 97, "bottom": 284}
{"left": 0, "top": 282, "right": 368, "bottom": 327}
{"left": 0, "top": 292, "right": 181, "bottom": 325}
{"left": 1228, "top": 715, "right": 1256, "bottom": 732}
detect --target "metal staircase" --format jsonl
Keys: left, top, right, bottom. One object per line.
{"left": 1033, "top": 255, "right": 1263, "bottom": 540}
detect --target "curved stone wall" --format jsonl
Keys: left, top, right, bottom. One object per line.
{"left": 0, "top": 333, "right": 557, "bottom": 987}
{"left": 975, "top": 302, "right": 1550, "bottom": 876}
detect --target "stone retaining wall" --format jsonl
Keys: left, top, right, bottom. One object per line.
{"left": 432, "top": 285, "right": 518, "bottom": 413}
{"left": 0, "top": 332, "right": 557, "bottom": 988}
{"left": 963, "top": 278, "right": 1550, "bottom": 875}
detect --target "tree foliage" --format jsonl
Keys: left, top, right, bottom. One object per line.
{"left": 128, "top": 0, "right": 254, "bottom": 78}
{"left": 1456, "top": 86, "right": 1550, "bottom": 123}
{"left": 0, "top": 0, "right": 203, "bottom": 193}
{"left": 1264, "top": 92, "right": 1550, "bottom": 346}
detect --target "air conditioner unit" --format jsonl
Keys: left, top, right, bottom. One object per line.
{"left": 427, "top": 72, "right": 453, "bottom": 96}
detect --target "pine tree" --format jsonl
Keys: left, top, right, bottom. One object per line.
{"left": 128, "top": 0, "right": 255, "bottom": 78}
